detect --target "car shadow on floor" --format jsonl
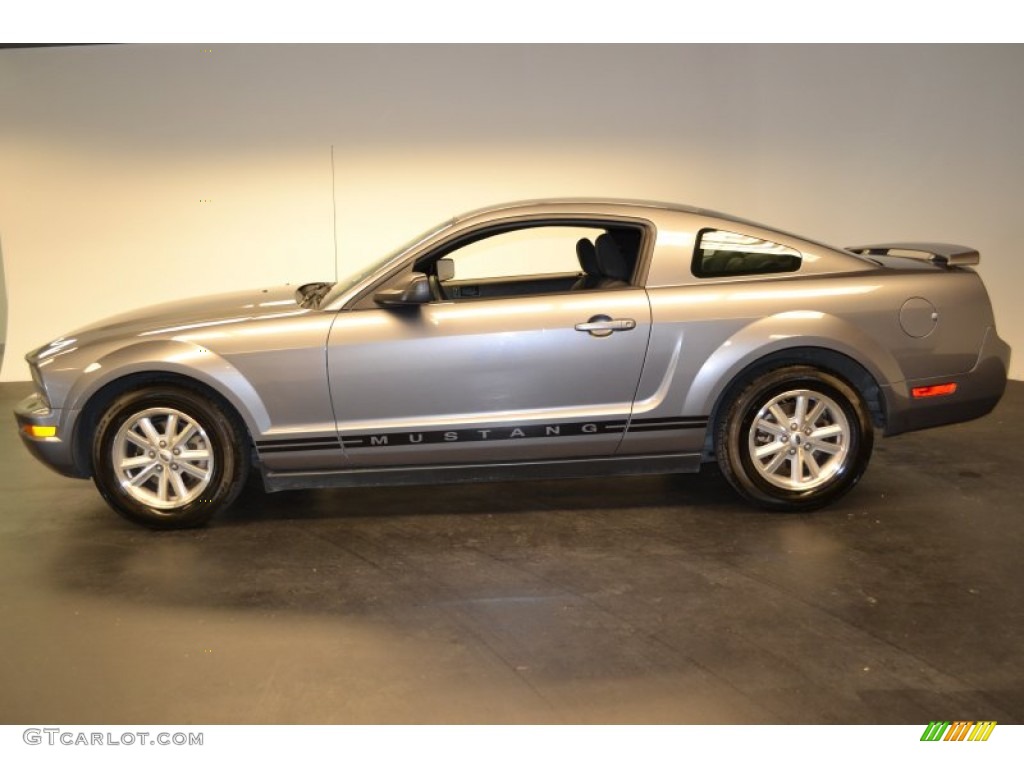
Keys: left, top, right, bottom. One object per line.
{"left": 215, "top": 466, "right": 744, "bottom": 527}
{"left": 45, "top": 465, "right": 776, "bottom": 621}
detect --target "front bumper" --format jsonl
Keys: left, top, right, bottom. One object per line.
{"left": 14, "top": 392, "right": 85, "bottom": 478}
{"left": 883, "top": 326, "right": 1011, "bottom": 436}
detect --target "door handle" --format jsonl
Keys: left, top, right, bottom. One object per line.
{"left": 575, "top": 315, "right": 637, "bottom": 337}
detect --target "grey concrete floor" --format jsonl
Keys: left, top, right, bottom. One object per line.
{"left": 1, "top": 380, "right": 1022, "bottom": 724}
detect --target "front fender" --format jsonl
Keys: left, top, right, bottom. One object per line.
{"left": 62, "top": 339, "right": 271, "bottom": 435}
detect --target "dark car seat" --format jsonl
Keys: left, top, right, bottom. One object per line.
{"left": 572, "top": 238, "right": 602, "bottom": 290}
{"left": 593, "top": 233, "right": 631, "bottom": 287}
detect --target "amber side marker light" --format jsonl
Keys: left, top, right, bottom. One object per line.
{"left": 22, "top": 425, "right": 57, "bottom": 438}
{"left": 912, "top": 383, "right": 958, "bottom": 399}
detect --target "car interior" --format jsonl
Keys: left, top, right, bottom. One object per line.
{"left": 428, "top": 223, "right": 645, "bottom": 301}
{"left": 693, "top": 229, "right": 802, "bottom": 277}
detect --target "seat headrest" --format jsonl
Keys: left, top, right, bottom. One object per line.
{"left": 595, "top": 233, "right": 631, "bottom": 282}
{"left": 576, "top": 238, "right": 599, "bottom": 276}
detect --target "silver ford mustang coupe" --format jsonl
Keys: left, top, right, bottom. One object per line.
{"left": 15, "top": 200, "right": 1010, "bottom": 528}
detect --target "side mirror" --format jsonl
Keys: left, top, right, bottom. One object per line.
{"left": 436, "top": 258, "right": 455, "bottom": 282}
{"left": 373, "top": 272, "right": 432, "bottom": 306}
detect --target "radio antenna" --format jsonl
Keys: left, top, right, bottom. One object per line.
{"left": 330, "top": 144, "right": 339, "bottom": 282}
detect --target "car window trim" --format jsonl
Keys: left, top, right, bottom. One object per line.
{"left": 342, "top": 213, "right": 658, "bottom": 311}
{"left": 690, "top": 226, "right": 803, "bottom": 280}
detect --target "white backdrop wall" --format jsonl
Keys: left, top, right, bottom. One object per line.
{"left": 1, "top": 44, "right": 1021, "bottom": 381}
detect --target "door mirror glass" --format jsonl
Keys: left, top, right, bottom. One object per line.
{"left": 436, "top": 258, "right": 455, "bottom": 282}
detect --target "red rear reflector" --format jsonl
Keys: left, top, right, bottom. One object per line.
{"left": 912, "top": 383, "right": 958, "bottom": 398}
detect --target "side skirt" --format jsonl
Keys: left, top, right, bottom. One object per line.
{"left": 262, "top": 452, "right": 703, "bottom": 493}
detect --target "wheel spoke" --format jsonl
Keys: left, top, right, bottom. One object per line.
{"left": 804, "top": 399, "right": 826, "bottom": 428}
{"left": 803, "top": 450, "right": 821, "bottom": 479}
{"left": 178, "top": 460, "right": 210, "bottom": 481}
{"left": 138, "top": 417, "right": 162, "bottom": 446}
{"left": 755, "top": 441, "right": 786, "bottom": 459}
{"left": 790, "top": 454, "right": 802, "bottom": 483}
{"left": 119, "top": 455, "right": 154, "bottom": 470}
{"left": 810, "top": 424, "right": 844, "bottom": 441}
{"left": 169, "top": 470, "right": 189, "bottom": 500}
{"left": 764, "top": 449, "right": 788, "bottom": 474}
{"left": 177, "top": 449, "right": 210, "bottom": 462}
{"left": 793, "top": 394, "right": 808, "bottom": 427}
{"left": 164, "top": 413, "right": 179, "bottom": 443}
{"left": 755, "top": 418, "right": 787, "bottom": 438}
{"left": 807, "top": 439, "right": 842, "bottom": 455}
{"left": 768, "top": 403, "right": 789, "bottom": 426}
{"left": 124, "top": 430, "right": 151, "bottom": 451}
{"left": 156, "top": 470, "right": 169, "bottom": 502}
{"left": 172, "top": 423, "right": 197, "bottom": 449}
{"left": 128, "top": 463, "right": 160, "bottom": 487}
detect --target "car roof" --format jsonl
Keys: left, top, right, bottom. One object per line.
{"left": 453, "top": 198, "right": 793, "bottom": 235}
{"left": 455, "top": 198, "right": 702, "bottom": 220}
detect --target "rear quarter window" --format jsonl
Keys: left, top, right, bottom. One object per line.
{"left": 693, "top": 228, "right": 802, "bottom": 278}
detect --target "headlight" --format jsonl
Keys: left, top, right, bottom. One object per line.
{"left": 28, "top": 364, "right": 51, "bottom": 409}
{"left": 34, "top": 336, "right": 78, "bottom": 360}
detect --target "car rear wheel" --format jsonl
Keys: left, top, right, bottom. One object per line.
{"left": 716, "top": 366, "right": 873, "bottom": 511}
{"left": 92, "top": 386, "right": 249, "bottom": 528}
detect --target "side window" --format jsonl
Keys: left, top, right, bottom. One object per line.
{"left": 693, "top": 229, "right": 801, "bottom": 278}
{"left": 448, "top": 226, "right": 606, "bottom": 281}
{"left": 423, "top": 223, "right": 643, "bottom": 300}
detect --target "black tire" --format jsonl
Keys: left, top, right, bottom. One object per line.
{"left": 716, "top": 366, "right": 873, "bottom": 511}
{"left": 91, "top": 386, "right": 250, "bottom": 529}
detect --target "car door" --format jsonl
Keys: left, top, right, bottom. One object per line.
{"left": 326, "top": 221, "right": 653, "bottom": 466}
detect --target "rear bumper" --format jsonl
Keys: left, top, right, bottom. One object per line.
{"left": 883, "top": 327, "right": 1011, "bottom": 436}
{"left": 14, "top": 393, "right": 86, "bottom": 478}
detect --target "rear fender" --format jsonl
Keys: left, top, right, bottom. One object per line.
{"left": 683, "top": 311, "right": 902, "bottom": 419}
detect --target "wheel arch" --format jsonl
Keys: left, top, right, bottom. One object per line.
{"left": 86, "top": 375, "right": 253, "bottom": 528}
{"left": 712, "top": 360, "right": 876, "bottom": 510}
{"left": 68, "top": 352, "right": 265, "bottom": 478}
{"left": 702, "top": 346, "right": 887, "bottom": 460}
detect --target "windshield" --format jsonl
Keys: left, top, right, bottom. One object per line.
{"left": 320, "top": 219, "right": 455, "bottom": 307}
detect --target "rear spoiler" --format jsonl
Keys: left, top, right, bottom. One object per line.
{"left": 846, "top": 242, "right": 979, "bottom": 267}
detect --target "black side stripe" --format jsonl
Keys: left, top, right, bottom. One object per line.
{"left": 255, "top": 417, "right": 710, "bottom": 454}
{"left": 256, "top": 436, "right": 340, "bottom": 445}
{"left": 257, "top": 436, "right": 342, "bottom": 454}
{"left": 628, "top": 417, "right": 709, "bottom": 432}
{"left": 340, "top": 420, "right": 628, "bottom": 449}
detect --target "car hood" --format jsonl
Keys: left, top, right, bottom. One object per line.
{"left": 44, "top": 285, "right": 308, "bottom": 353}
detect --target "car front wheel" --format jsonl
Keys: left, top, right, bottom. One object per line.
{"left": 91, "top": 386, "right": 249, "bottom": 528}
{"left": 716, "top": 366, "right": 874, "bottom": 511}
